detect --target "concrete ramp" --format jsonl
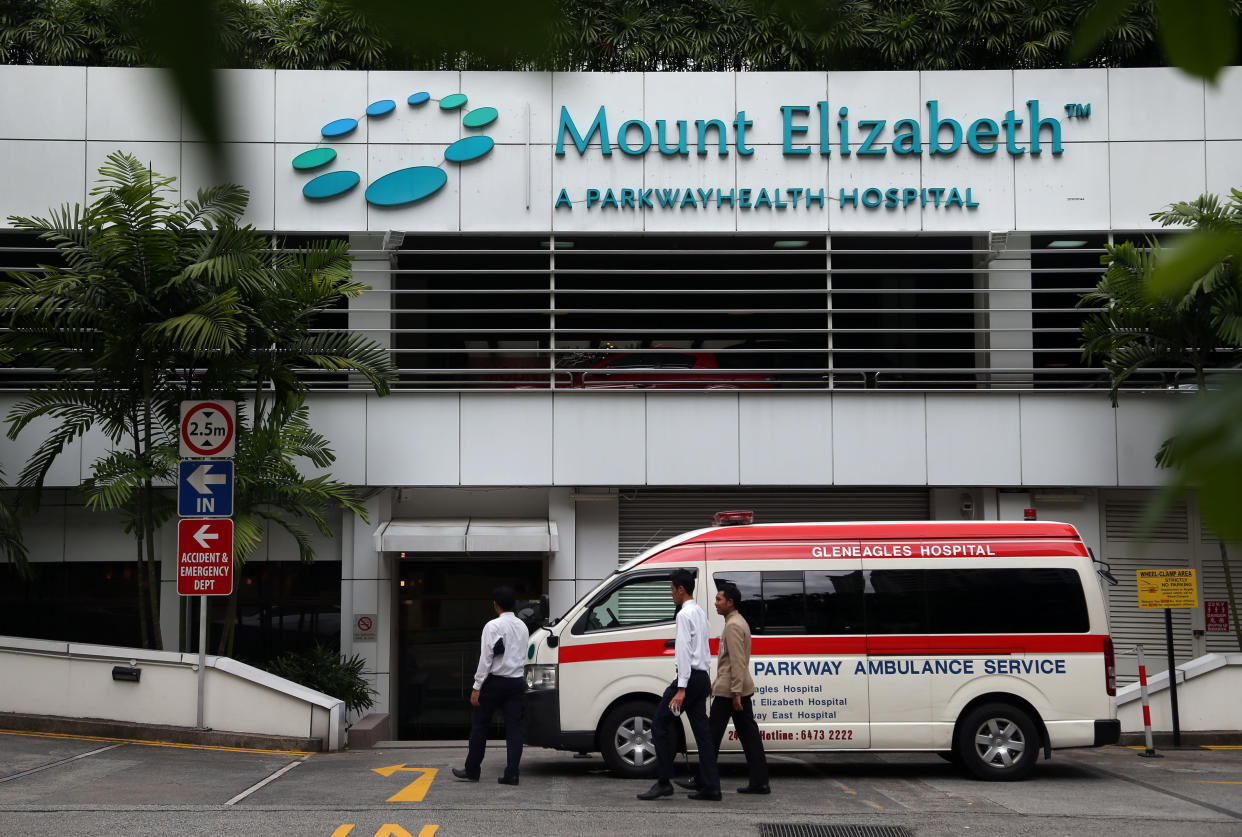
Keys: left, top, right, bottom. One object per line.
{"left": 1117, "top": 652, "right": 1242, "bottom": 735}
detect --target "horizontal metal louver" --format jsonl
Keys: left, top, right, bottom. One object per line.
{"left": 1104, "top": 499, "right": 1188, "bottom": 543}
{"left": 618, "top": 489, "right": 930, "bottom": 564}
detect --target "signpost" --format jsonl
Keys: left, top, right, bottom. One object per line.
{"left": 1136, "top": 568, "right": 1198, "bottom": 747}
{"left": 1205, "top": 600, "right": 1230, "bottom": 634}
{"left": 178, "top": 399, "right": 237, "bottom": 730}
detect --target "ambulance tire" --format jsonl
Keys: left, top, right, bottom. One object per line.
{"left": 599, "top": 700, "right": 661, "bottom": 779}
{"left": 954, "top": 702, "right": 1039, "bottom": 781}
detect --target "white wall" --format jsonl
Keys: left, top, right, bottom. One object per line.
{"left": 2, "top": 66, "right": 1237, "bottom": 234}
{"left": 0, "top": 390, "right": 1188, "bottom": 490}
{"left": 0, "top": 636, "right": 344, "bottom": 749}
{"left": 1117, "top": 653, "right": 1242, "bottom": 733}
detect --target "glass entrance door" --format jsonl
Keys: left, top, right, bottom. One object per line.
{"left": 396, "top": 557, "right": 543, "bottom": 739}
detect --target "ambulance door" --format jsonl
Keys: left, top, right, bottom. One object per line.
{"left": 556, "top": 545, "right": 706, "bottom": 761}
{"left": 710, "top": 542, "right": 869, "bottom": 751}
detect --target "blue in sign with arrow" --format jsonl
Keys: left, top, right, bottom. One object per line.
{"left": 178, "top": 460, "right": 234, "bottom": 517}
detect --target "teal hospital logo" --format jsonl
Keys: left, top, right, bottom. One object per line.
{"left": 292, "top": 91, "right": 498, "bottom": 206}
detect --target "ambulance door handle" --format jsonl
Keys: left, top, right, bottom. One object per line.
{"left": 664, "top": 640, "right": 676, "bottom": 648}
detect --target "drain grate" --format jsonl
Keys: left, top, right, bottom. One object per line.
{"left": 758, "top": 826, "right": 912, "bottom": 837}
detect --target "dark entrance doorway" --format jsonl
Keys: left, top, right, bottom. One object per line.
{"left": 396, "top": 556, "right": 543, "bottom": 740}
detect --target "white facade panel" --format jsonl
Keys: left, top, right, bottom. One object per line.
{"left": 827, "top": 150, "right": 922, "bottom": 232}
{"left": 459, "top": 393, "right": 553, "bottom": 485}
{"left": 1109, "top": 141, "right": 1206, "bottom": 230}
{"left": 920, "top": 149, "right": 1014, "bottom": 232}
{"left": 644, "top": 72, "right": 736, "bottom": 129}
{"left": 365, "top": 143, "right": 461, "bottom": 231}
{"left": 735, "top": 144, "right": 828, "bottom": 233}
{"left": 828, "top": 71, "right": 922, "bottom": 126}
{"left": 1015, "top": 141, "right": 1111, "bottom": 231}
{"left": 366, "top": 71, "right": 462, "bottom": 146}
{"left": 642, "top": 148, "right": 738, "bottom": 233}
{"left": 86, "top": 67, "right": 180, "bottom": 142}
{"left": 461, "top": 143, "right": 553, "bottom": 231}
{"left": 86, "top": 141, "right": 182, "bottom": 200}
{"left": 1204, "top": 66, "right": 1242, "bottom": 139}
{"left": 183, "top": 70, "right": 276, "bottom": 144}
{"left": 832, "top": 394, "right": 928, "bottom": 485}
{"left": 1108, "top": 68, "right": 1205, "bottom": 141}
{"left": 181, "top": 142, "right": 276, "bottom": 230}
{"left": 461, "top": 71, "right": 553, "bottom": 145}
{"left": 552, "top": 73, "right": 644, "bottom": 148}
{"left": 925, "top": 394, "right": 1022, "bottom": 486}
{"left": 739, "top": 393, "right": 832, "bottom": 485}
{"left": 275, "top": 70, "right": 370, "bottom": 144}
{"left": 1114, "top": 393, "right": 1186, "bottom": 487}
{"left": 735, "top": 72, "right": 828, "bottom": 147}
{"left": 302, "top": 395, "right": 368, "bottom": 484}
{"left": 275, "top": 142, "right": 369, "bottom": 231}
{"left": 552, "top": 394, "right": 646, "bottom": 485}
{"left": 645, "top": 394, "right": 740, "bottom": 485}
{"left": 1206, "top": 141, "right": 1242, "bottom": 200}
{"left": 920, "top": 70, "right": 1015, "bottom": 129}
{"left": 0, "top": 66, "right": 86, "bottom": 140}
{"left": 365, "top": 393, "right": 460, "bottom": 485}
{"left": 1018, "top": 394, "right": 1118, "bottom": 485}
{"left": 0, "top": 141, "right": 85, "bottom": 223}
{"left": 551, "top": 150, "right": 644, "bottom": 232}
{"left": 1013, "top": 69, "right": 1109, "bottom": 142}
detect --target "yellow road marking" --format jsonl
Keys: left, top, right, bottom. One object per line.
{"left": 1195, "top": 781, "right": 1242, "bottom": 785}
{"left": 0, "top": 728, "right": 314, "bottom": 756}
{"left": 330, "top": 827, "right": 355, "bottom": 837}
{"left": 372, "top": 764, "right": 438, "bottom": 802}
{"left": 375, "top": 827, "right": 438, "bottom": 837}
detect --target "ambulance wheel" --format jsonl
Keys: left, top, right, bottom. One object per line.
{"left": 599, "top": 700, "right": 660, "bottom": 779}
{"left": 954, "top": 702, "right": 1039, "bottom": 781}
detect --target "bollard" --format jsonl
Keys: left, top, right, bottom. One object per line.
{"left": 1135, "top": 644, "right": 1161, "bottom": 759}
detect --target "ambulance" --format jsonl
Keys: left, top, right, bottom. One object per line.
{"left": 523, "top": 514, "right": 1119, "bottom": 781}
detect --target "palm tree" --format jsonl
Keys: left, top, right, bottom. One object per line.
{"left": 1, "top": 151, "right": 394, "bottom": 650}
{"left": 1080, "top": 190, "right": 1242, "bottom": 652}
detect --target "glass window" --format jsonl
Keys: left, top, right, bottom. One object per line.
{"left": 581, "top": 575, "right": 677, "bottom": 632}
{"left": 924, "top": 568, "right": 1089, "bottom": 633}
{"left": 806, "top": 570, "right": 865, "bottom": 635}
{"left": 864, "top": 569, "right": 928, "bottom": 635}
{"left": 714, "top": 570, "right": 864, "bottom": 636}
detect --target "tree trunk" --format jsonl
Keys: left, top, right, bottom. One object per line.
{"left": 134, "top": 530, "right": 150, "bottom": 649}
{"left": 217, "top": 588, "right": 239, "bottom": 657}
{"left": 141, "top": 374, "right": 162, "bottom": 650}
{"left": 1220, "top": 541, "right": 1242, "bottom": 651}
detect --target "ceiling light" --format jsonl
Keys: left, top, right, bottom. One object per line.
{"left": 1047, "top": 240, "right": 1088, "bottom": 248}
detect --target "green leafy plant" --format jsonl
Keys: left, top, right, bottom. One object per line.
{"left": 266, "top": 645, "right": 377, "bottom": 715}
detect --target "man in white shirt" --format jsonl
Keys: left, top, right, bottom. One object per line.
{"left": 452, "top": 586, "right": 530, "bottom": 785}
{"left": 637, "top": 568, "right": 722, "bottom": 801}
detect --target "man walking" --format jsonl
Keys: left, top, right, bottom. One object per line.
{"left": 453, "top": 586, "right": 529, "bottom": 785}
{"left": 637, "top": 568, "right": 721, "bottom": 801}
{"left": 677, "top": 581, "right": 770, "bottom": 794}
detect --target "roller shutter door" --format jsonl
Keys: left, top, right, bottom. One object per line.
{"left": 1102, "top": 492, "right": 1195, "bottom": 685}
{"left": 618, "top": 489, "right": 931, "bottom": 565}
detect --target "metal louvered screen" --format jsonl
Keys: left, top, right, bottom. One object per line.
{"left": 618, "top": 489, "right": 930, "bottom": 564}
{"left": 1104, "top": 499, "right": 1189, "bottom": 542}
{"left": 8, "top": 229, "right": 1240, "bottom": 392}
{"left": 758, "top": 825, "right": 911, "bottom": 837}
{"left": 1102, "top": 492, "right": 1195, "bottom": 683}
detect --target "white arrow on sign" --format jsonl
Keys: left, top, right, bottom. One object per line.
{"left": 192, "top": 525, "right": 220, "bottom": 550}
{"left": 187, "top": 463, "right": 228, "bottom": 495}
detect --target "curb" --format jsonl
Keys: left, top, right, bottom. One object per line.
{"left": 0, "top": 712, "right": 320, "bottom": 753}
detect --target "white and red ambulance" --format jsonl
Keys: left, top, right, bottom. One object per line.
{"left": 524, "top": 515, "right": 1119, "bottom": 781}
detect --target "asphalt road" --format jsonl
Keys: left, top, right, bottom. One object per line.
{"left": 1, "top": 730, "right": 1240, "bottom": 837}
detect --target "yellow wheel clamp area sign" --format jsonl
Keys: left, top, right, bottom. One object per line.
{"left": 1136, "top": 568, "right": 1199, "bottom": 609}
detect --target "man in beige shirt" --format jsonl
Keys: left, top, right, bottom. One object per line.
{"left": 676, "top": 581, "right": 770, "bottom": 794}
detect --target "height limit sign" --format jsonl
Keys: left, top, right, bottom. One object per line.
{"left": 180, "top": 400, "right": 236, "bottom": 459}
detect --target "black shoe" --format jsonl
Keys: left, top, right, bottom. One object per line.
{"left": 451, "top": 768, "right": 478, "bottom": 782}
{"left": 737, "top": 784, "right": 771, "bottom": 794}
{"left": 674, "top": 777, "right": 700, "bottom": 791}
{"left": 636, "top": 781, "right": 674, "bottom": 800}
{"left": 497, "top": 775, "right": 519, "bottom": 786}
{"left": 688, "top": 788, "right": 722, "bottom": 801}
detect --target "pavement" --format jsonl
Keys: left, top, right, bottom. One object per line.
{"left": 1, "top": 729, "right": 1241, "bottom": 836}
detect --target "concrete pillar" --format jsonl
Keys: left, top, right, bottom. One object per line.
{"left": 340, "top": 489, "right": 393, "bottom": 721}
{"left": 982, "top": 232, "right": 1033, "bottom": 387}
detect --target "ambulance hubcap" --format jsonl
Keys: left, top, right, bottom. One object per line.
{"left": 974, "top": 717, "right": 1025, "bottom": 767}
{"left": 616, "top": 715, "right": 656, "bottom": 766}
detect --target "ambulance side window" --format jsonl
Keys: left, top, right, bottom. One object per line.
{"left": 577, "top": 575, "right": 677, "bottom": 634}
{"left": 864, "top": 570, "right": 928, "bottom": 635}
{"left": 713, "top": 570, "right": 863, "bottom": 635}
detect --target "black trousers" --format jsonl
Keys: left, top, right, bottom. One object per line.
{"left": 464, "top": 674, "right": 525, "bottom": 780}
{"left": 702, "top": 694, "right": 769, "bottom": 786}
{"left": 651, "top": 669, "right": 719, "bottom": 791}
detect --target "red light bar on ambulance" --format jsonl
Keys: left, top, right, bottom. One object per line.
{"left": 712, "top": 510, "right": 754, "bottom": 526}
